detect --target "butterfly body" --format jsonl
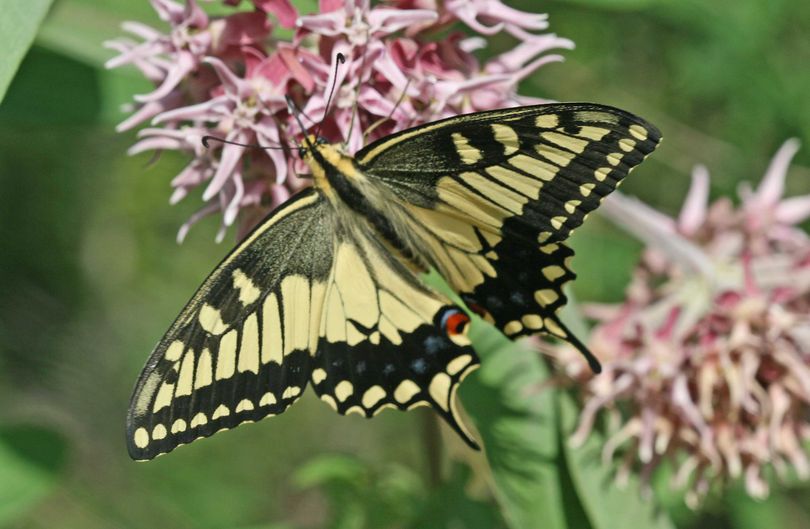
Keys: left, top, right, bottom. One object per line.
{"left": 127, "top": 103, "right": 661, "bottom": 460}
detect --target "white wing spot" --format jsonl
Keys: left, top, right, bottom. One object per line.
{"left": 198, "top": 304, "right": 228, "bottom": 335}
{"left": 312, "top": 368, "right": 327, "bottom": 384}
{"left": 212, "top": 404, "right": 230, "bottom": 419}
{"left": 564, "top": 200, "right": 581, "bottom": 214}
{"left": 232, "top": 269, "right": 261, "bottom": 305}
{"left": 259, "top": 392, "right": 277, "bottom": 406}
{"left": 152, "top": 424, "right": 167, "bottom": 440}
{"left": 595, "top": 167, "right": 611, "bottom": 181}
{"left": 134, "top": 427, "right": 149, "bottom": 448}
{"left": 165, "top": 340, "right": 185, "bottom": 361}
{"left": 282, "top": 386, "right": 301, "bottom": 399}
{"left": 550, "top": 216, "right": 565, "bottom": 230}
{"left": 190, "top": 413, "right": 208, "bottom": 428}
{"left": 447, "top": 354, "right": 473, "bottom": 376}
{"left": 504, "top": 320, "right": 523, "bottom": 335}
{"left": 362, "top": 386, "right": 386, "bottom": 409}
{"left": 345, "top": 405, "right": 366, "bottom": 417}
{"left": 579, "top": 183, "right": 595, "bottom": 197}
{"left": 522, "top": 314, "right": 544, "bottom": 330}
{"left": 235, "top": 399, "right": 255, "bottom": 412}
{"left": 171, "top": 419, "right": 187, "bottom": 433}
{"left": 607, "top": 152, "right": 623, "bottom": 166}
{"left": 543, "top": 265, "right": 566, "bottom": 281}
{"left": 619, "top": 138, "right": 636, "bottom": 152}
{"left": 394, "top": 380, "right": 421, "bottom": 404}
{"left": 535, "top": 114, "right": 559, "bottom": 128}
{"left": 320, "top": 394, "right": 338, "bottom": 411}
{"left": 629, "top": 124, "right": 648, "bottom": 141}
{"left": 540, "top": 243, "right": 559, "bottom": 255}
{"left": 335, "top": 380, "right": 354, "bottom": 402}
{"left": 535, "top": 289, "right": 560, "bottom": 305}
{"left": 544, "top": 318, "right": 566, "bottom": 336}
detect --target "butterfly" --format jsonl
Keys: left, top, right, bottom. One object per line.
{"left": 127, "top": 103, "right": 661, "bottom": 460}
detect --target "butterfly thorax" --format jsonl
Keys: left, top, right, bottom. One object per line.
{"left": 303, "top": 141, "right": 428, "bottom": 269}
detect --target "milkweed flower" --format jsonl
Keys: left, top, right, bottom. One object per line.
{"left": 106, "top": 0, "right": 573, "bottom": 240}
{"left": 547, "top": 140, "right": 810, "bottom": 507}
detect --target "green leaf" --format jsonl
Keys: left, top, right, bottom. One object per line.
{"left": 293, "top": 453, "right": 368, "bottom": 489}
{"left": 0, "top": 0, "right": 54, "bottom": 104}
{"left": 558, "top": 393, "right": 676, "bottom": 529}
{"left": 0, "top": 425, "right": 68, "bottom": 525}
{"left": 36, "top": 0, "right": 162, "bottom": 67}
{"left": 460, "top": 324, "right": 568, "bottom": 529}
{"left": 293, "top": 454, "right": 424, "bottom": 529}
{"left": 409, "top": 464, "right": 506, "bottom": 529}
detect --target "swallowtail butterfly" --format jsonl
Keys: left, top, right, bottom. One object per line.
{"left": 127, "top": 103, "right": 661, "bottom": 459}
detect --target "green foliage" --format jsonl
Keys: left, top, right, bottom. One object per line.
{"left": 0, "top": 0, "right": 53, "bottom": 103}
{"left": 461, "top": 323, "right": 569, "bottom": 529}
{"left": 0, "top": 425, "right": 68, "bottom": 525}
{"left": 289, "top": 455, "right": 504, "bottom": 529}
{"left": 293, "top": 454, "right": 423, "bottom": 529}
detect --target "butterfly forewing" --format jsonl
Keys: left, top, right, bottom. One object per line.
{"left": 357, "top": 103, "right": 661, "bottom": 340}
{"left": 127, "top": 190, "right": 333, "bottom": 460}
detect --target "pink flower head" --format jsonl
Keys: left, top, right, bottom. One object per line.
{"left": 546, "top": 140, "right": 810, "bottom": 506}
{"left": 108, "top": 0, "right": 573, "bottom": 240}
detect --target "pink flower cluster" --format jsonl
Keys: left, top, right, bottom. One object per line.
{"left": 106, "top": 0, "right": 573, "bottom": 241}
{"left": 548, "top": 140, "right": 810, "bottom": 506}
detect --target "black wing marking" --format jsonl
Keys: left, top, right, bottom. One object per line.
{"left": 127, "top": 189, "right": 333, "bottom": 460}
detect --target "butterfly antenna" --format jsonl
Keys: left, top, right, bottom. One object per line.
{"left": 345, "top": 32, "right": 371, "bottom": 147}
{"left": 202, "top": 136, "right": 290, "bottom": 150}
{"left": 286, "top": 95, "right": 314, "bottom": 149}
{"left": 314, "top": 52, "right": 346, "bottom": 139}
{"left": 286, "top": 98, "right": 318, "bottom": 126}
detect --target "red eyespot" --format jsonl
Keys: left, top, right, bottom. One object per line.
{"left": 442, "top": 310, "right": 470, "bottom": 336}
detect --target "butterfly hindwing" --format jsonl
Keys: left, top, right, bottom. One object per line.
{"left": 311, "top": 224, "right": 480, "bottom": 446}
{"left": 127, "top": 189, "right": 333, "bottom": 460}
{"left": 357, "top": 103, "right": 661, "bottom": 341}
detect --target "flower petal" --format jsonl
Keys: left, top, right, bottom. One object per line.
{"left": 753, "top": 138, "right": 801, "bottom": 208}
{"left": 678, "top": 165, "right": 710, "bottom": 236}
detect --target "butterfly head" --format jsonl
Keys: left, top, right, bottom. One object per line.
{"left": 297, "top": 134, "right": 332, "bottom": 158}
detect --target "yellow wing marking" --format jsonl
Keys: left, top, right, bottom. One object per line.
{"left": 321, "top": 240, "right": 441, "bottom": 347}
{"left": 452, "top": 132, "right": 483, "bottom": 165}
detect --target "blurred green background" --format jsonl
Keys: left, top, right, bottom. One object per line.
{"left": 1, "top": 0, "right": 809, "bottom": 528}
